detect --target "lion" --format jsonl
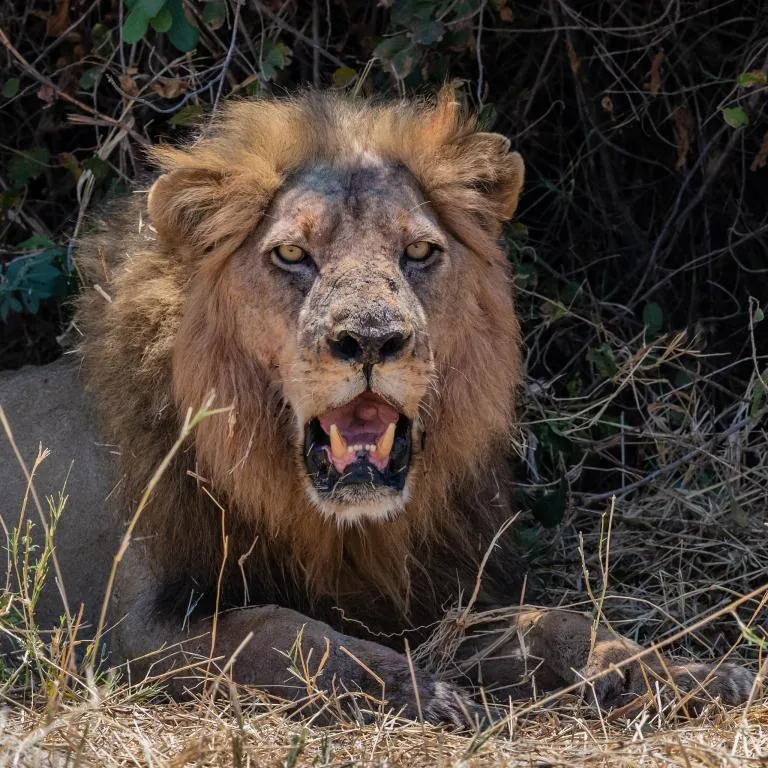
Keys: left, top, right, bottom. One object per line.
{"left": 70, "top": 89, "right": 754, "bottom": 723}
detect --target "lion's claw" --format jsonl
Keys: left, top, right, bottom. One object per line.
{"left": 422, "top": 680, "right": 483, "bottom": 727}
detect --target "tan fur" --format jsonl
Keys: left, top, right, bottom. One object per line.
{"left": 73, "top": 89, "right": 754, "bottom": 721}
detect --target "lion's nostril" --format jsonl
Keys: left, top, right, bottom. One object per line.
{"left": 379, "top": 332, "right": 410, "bottom": 361}
{"left": 329, "top": 332, "right": 364, "bottom": 362}
{"left": 328, "top": 329, "right": 411, "bottom": 364}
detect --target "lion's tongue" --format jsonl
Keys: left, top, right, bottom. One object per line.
{"left": 318, "top": 393, "right": 399, "bottom": 472}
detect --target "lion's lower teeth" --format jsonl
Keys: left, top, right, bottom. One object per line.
{"left": 328, "top": 423, "right": 397, "bottom": 465}
{"left": 344, "top": 443, "right": 376, "bottom": 454}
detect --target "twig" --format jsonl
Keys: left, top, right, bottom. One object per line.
{"left": 579, "top": 414, "right": 757, "bottom": 502}
{"left": 0, "top": 26, "right": 149, "bottom": 148}
{"left": 211, "top": 0, "right": 244, "bottom": 117}
{"left": 312, "top": 0, "right": 320, "bottom": 88}
{"left": 475, "top": 0, "right": 487, "bottom": 109}
{"left": 248, "top": 0, "right": 347, "bottom": 69}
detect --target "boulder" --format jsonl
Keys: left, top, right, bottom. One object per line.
{"left": 0, "top": 357, "right": 119, "bottom": 639}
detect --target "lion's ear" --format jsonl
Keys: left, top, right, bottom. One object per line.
{"left": 461, "top": 132, "right": 525, "bottom": 222}
{"left": 147, "top": 168, "right": 230, "bottom": 251}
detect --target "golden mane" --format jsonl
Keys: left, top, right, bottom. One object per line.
{"left": 75, "top": 88, "right": 523, "bottom": 617}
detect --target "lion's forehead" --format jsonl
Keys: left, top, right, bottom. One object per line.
{"left": 265, "top": 162, "right": 440, "bottom": 249}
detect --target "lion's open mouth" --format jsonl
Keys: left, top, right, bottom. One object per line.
{"left": 304, "top": 392, "right": 412, "bottom": 498}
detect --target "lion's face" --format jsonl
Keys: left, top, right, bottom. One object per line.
{"left": 147, "top": 91, "right": 525, "bottom": 542}
{"left": 224, "top": 162, "right": 453, "bottom": 523}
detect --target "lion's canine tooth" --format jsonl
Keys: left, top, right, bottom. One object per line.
{"left": 376, "top": 423, "right": 396, "bottom": 460}
{"left": 330, "top": 424, "right": 347, "bottom": 459}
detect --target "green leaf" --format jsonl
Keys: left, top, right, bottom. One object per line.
{"left": 2, "top": 78, "right": 20, "bottom": 98}
{"left": 261, "top": 41, "right": 292, "bottom": 80}
{"left": 6, "top": 255, "right": 61, "bottom": 284}
{"left": 390, "top": 0, "right": 435, "bottom": 26}
{"left": 410, "top": 20, "right": 444, "bottom": 45}
{"left": 136, "top": 0, "right": 166, "bottom": 14}
{"left": 642, "top": 301, "right": 664, "bottom": 335}
{"left": 722, "top": 106, "right": 749, "bottom": 128}
{"left": 750, "top": 371, "right": 767, "bottom": 418}
{"left": 7, "top": 148, "right": 50, "bottom": 186}
{"left": 736, "top": 71, "right": 767, "bottom": 88}
{"left": 27, "top": 265, "right": 66, "bottom": 290}
{"left": 168, "top": 104, "right": 204, "bottom": 125}
{"left": 373, "top": 35, "right": 418, "bottom": 78}
{"left": 513, "top": 262, "right": 536, "bottom": 287}
{"left": 332, "top": 67, "right": 357, "bottom": 88}
{"left": 244, "top": 76, "right": 263, "bottom": 97}
{"left": 166, "top": 0, "right": 199, "bottom": 52}
{"left": 3, "top": 246, "right": 68, "bottom": 314}
{"left": 753, "top": 306, "right": 764, "bottom": 324}
{"left": 478, "top": 103, "right": 498, "bottom": 130}
{"left": 202, "top": 0, "right": 227, "bottom": 29}
{"left": 508, "top": 221, "right": 528, "bottom": 242}
{"left": 0, "top": 294, "right": 23, "bottom": 321}
{"left": 373, "top": 35, "right": 411, "bottom": 61}
{"left": 391, "top": 47, "right": 419, "bottom": 79}
{"left": 91, "top": 22, "right": 112, "bottom": 54}
{"left": 122, "top": 6, "right": 150, "bottom": 44}
{"left": 150, "top": 7, "right": 173, "bottom": 32}
{"left": 586, "top": 343, "right": 618, "bottom": 378}
{"left": 79, "top": 66, "right": 103, "bottom": 90}
{"left": 83, "top": 155, "right": 112, "bottom": 182}
{"left": 120, "top": 0, "right": 167, "bottom": 43}
{"left": 18, "top": 235, "right": 56, "bottom": 251}
{"left": 566, "top": 375, "right": 583, "bottom": 397}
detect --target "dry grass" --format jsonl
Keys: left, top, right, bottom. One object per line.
{"left": 2, "top": 692, "right": 768, "bottom": 767}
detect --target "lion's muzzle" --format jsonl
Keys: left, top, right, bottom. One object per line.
{"left": 292, "top": 256, "right": 431, "bottom": 519}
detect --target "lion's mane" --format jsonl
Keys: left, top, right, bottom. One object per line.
{"left": 75, "top": 89, "right": 523, "bottom": 624}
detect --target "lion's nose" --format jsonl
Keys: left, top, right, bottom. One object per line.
{"left": 328, "top": 328, "right": 412, "bottom": 365}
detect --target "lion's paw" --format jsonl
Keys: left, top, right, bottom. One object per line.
{"left": 378, "top": 675, "right": 480, "bottom": 728}
{"left": 339, "top": 643, "right": 481, "bottom": 728}
{"left": 422, "top": 680, "right": 482, "bottom": 727}
{"left": 580, "top": 639, "right": 757, "bottom": 713}
{"left": 670, "top": 662, "right": 757, "bottom": 708}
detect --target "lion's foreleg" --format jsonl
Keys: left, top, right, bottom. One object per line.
{"left": 458, "top": 608, "right": 755, "bottom": 711}
{"left": 108, "top": 546, "right": 475, "bottom": 724}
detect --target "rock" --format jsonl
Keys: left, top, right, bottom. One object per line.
{"left": 0, "top": 357, "right": 118, "bottom": 640}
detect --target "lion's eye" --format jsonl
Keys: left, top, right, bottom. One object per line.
{"left": 404, "top": 241, "right": 435, "bottom": 262}
{"left": 274, "top": 244, "right": 307, "bottom": 264}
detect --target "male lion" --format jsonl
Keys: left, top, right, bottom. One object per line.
{"left": 72, "top": 89, "right": 753, "bottom": 723}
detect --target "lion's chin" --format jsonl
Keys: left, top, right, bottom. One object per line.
{"left": 302, "top": 391, "right": 414, "bottom": 523}
{"left": 309, "top": 488, "right": 409, "bottom": 527}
